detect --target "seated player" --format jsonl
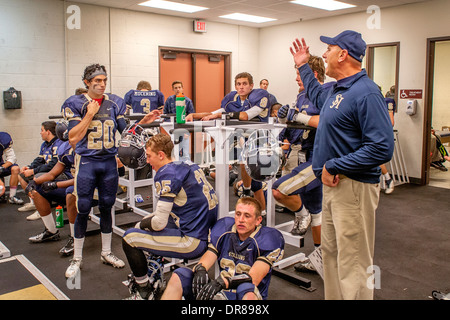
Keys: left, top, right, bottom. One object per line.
{"left": 161, "top": 197, "right": 285, "bottom": 300}
{"left": 0, "top": 132, "right": 21, "bottom": 204}
{"left": 124, "top": 80, "right": 165, "bottom": 114}
{"left": 185, "top": 72, "right": 270, "bottom": 213}
{"left": 163, "top": 80, "right": 195, "bottom": 160}
{"left": 26, "top": 122, "right": 75, "bottom": 244}
{"left": 122, "top": 133, "right": 218, "bottom": 300}
{"left": 11, "top": 121, "right": 64, "bottom": 218}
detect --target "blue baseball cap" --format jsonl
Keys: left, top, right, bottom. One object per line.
{"left": 320, "top": 30, "right": 366, "bottom": 62}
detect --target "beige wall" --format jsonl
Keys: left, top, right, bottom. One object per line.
{"left": 259, "top": 0, "right": 450, "bottom": 180}
{"left": 0, "top": 0, "right": 259, "bottom": 167}
{"left": 1, "top": 0, "right": 449, "bottom": 181}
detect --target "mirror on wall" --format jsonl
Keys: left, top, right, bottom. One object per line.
{"left": 365, "top": 42, "right": 400, "bottom": 109}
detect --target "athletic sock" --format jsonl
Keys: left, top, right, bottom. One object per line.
{"left": 295, "top": 205, "right": 308, "bottom": 218}
{"left": 41, "top": 213, "right": 57, "bottom": 234}
{"left": 69, "top": 223, "right": 75, "bottom": 238}
{"left": 73, "top": 237, "right": 85, "bottom": 260}
{"left": 101, "top": 232, "right": 112, "bottom": 255}
{"left": 9, "top": 186, "right": 17, "bottom": 198}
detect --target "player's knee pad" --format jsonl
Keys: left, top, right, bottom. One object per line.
{"left": 236, "top": 282, "right": 258, "bottom": 300}
{"left": 173, "top": 267, "right": 195, "bottom": 300}
{"left": 311, "top": 211, "right": 322, "bottom": 227}
{"left": 77, "top": 196, "right": 93, "bottom": 215}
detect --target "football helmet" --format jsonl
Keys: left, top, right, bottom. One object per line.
{"left": 118, "top": 124, "right": 152, "bottom": 170}
{"left": 55, "top": 120, "right": 69, "bottom": 141}
{"left": 241, "top": 129, "right": 284, "bottom": 182}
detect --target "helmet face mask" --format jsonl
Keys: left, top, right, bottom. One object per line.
{"left": 241, "top": 129, "right": 283, "bottom": 182}
{"left": 118, "top": 124, "right": 152, "bottom": 169}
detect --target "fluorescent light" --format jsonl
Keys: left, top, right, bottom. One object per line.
{"left": 219, "top": 13, "right": 277, "bottom": 24}
{"left": 139, "top": 0, "right": 208, "bottom": 13}
{"left": 290, "top": 0, "right": 355, "bottom": 11}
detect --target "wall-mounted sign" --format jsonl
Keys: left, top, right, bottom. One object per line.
{"left": 399, "top": 89, "right": 423, "bottom": 99}
{"left": 194, "top": 20, "right": 206, "bottom": 33}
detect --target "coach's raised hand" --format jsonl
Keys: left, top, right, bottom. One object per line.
{"left": 290, "top": 38, "right": 310, "bottom": 68}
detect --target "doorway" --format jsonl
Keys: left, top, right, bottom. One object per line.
{"left": 424, "top": 37, "right": 450, "bottom": 189}
{"left": 159, "top": 47, "right": 232, "bottom": 158}
{"left": 159, "top": 47, "right": 231, "bottom": 112}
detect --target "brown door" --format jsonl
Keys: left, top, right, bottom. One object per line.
{"left": 194, "top": 54, "right": 225, "bottom": 113}
{"left": 159, "top": 52, "right": 193, "bottom": 102}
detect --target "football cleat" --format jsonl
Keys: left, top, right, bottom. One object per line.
{"left": 9, "top": 196, "right": 24, "bottom": 205}
{"left": 18, "top": 202, "right": 35, "bottom": 211}
{"left": 29, "top": 229, "right": 60, "bottom": 243}
{"left": 65, "top": 258, "right": 82, "bottom": 279}
{"left": 59, "top": 237, "right": 74, "bottom": 256}
{"left": 290, "top": 213, "right": 311, "bottom": 236}
{"left": 384, "top": 178, "right": 394, "bottom": 194}
{"left": 101, "top": 252, "right": 125, "bottom": 268}
{"left": 294, "top": 257, "right": 317, "bottom": 273}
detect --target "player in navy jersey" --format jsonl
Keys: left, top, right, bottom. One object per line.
{"left": 26, "top": 139, "right": 74, "bottom": 243}
{"left": 122, "top": 133, "right": 218, "bottom": 300}
{"left": 124, "top": 80, "right": 165, "bottom": 114}
{"left": 163, "top": 80, "right": 195, "bottom": 115}
{"left": 163, "top": 80, "right": 195, "bottom": 160}
{"left": 161, "top": 197, "right": 284, "bottom": 300}
{"left": 185, "top": 72, "right": 270, "bottom": 213}
{"left": 11, "top": 121, "right": 63, "bottom": 215}
{"left": 274, "top": 56, "right": 333, "bottom": 273}
{"left": 0, "top": 132, "right": 20, "bottom": 203}
{"left": 61, "top": 63, "right": 130, "bottom": 279}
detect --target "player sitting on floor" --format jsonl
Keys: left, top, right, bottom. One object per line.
{"left": 161, "top": 197, "right": 284, "bottom": 300}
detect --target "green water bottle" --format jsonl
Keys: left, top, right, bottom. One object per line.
{"left": 55, "top": 205, "right": 64, "bottom": 228}
{"left": 176, "top": 94, "right": 186, "bottom": 124}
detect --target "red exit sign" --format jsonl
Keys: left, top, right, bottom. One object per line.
{"left": 194, "top": 20, "right": 207, "bottom": 33}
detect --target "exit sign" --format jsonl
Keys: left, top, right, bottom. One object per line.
{"left": 194, "top": 20, "right": 207, "bottom": 33}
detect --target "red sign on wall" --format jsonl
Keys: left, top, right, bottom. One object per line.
{"left": 194, "top": 20, "right": 207, "bottom": 33}
{"left": 399, "top": 89, "right": 423, "bottom": 99}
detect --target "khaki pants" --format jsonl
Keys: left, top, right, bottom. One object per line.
{"left": 321, "top": 176, "right": 380, "bottom": 300}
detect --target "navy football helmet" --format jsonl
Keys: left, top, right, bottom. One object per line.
{"left": 55, "top": 120, "right": 69, "bottom": 141}
{"left": 118, "top": 124, "right": 152, "bottom": 170}
{"left": 241, "top": 129, "right": 284, "bottom": 182}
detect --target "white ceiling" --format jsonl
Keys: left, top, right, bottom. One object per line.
{"left": 70, "top": 0, "right": 432, "bottom": 27}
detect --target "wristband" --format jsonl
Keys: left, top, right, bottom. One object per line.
{"left": 229, "top": 112, "right": 240, "bottom": 120}
{"left": 293, "top": 112, "right": 312, "bottom": 125}
{"left": 225, "top": 273, "right": 252, "bottom": 289}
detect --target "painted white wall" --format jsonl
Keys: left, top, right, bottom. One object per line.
{"left": 259, "top": 0, "right": 450, "bottom": 180}
{"left": 1, "top": 0, "right": 449, "bottom": 181}
{"left": 0, "top": 0, "right": 259, "bottom": 167}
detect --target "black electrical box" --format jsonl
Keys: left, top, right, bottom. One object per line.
{"left": 3, "top": 87, "right": 22, "bottom": 109}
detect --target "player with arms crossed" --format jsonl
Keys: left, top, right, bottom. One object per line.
{"left": 122, "top": 133, "right": 218, "bottom": 300}
{"left": 161, "top": 197, "right": 284, "bottom": 300}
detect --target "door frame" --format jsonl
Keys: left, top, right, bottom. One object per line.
{"left": 365, "top": 42, "right": 400, "bottom": 107}
{"left": 159, "top": 46, "right": 232, "bottom": 107}
{"left": 423, "top": 36, "right": 450, "bottom": 184}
